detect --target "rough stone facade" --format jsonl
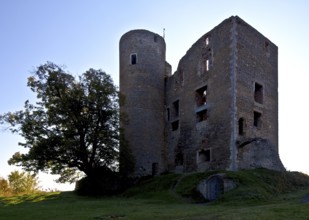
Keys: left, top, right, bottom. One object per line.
{"left": 119, "top": 16, "right": 285, "bottom": 177}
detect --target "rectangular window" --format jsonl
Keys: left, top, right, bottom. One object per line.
{"left": 152, "top": 163, "right": 159, "bottom": 176}
{"left": 253, "top": 111, "right": 262, "bottom": 128}
{"left": 206, "top": 59, "right": 210, "bottom": 71}
{"left": 205, "top": 37, "right": 209, "bottom": 46}
{"left": 175, "top": 152, "right": 184, "bottom": 166}
{"left": 171, "top": 120, "right": 179, "bottom": 131}
{"left": 173, "top": 100, "right": 179, "bottom": 117}
{"left": 154, "top": 34, "right": 158, "bottom": 42}
{"left": 196, "top": 109, "right": 208, "bottom": 122}
{"left": 167, "top": 108, "right": 170, "bottom": 121}
{"left": 254, "top": 83, "right": 263, "bottom": 104}
{"left": 196, "top": 86, "right": 207, "bottom": 106}
{"left": 238, "top": 118, "right": 245, "bottom": 135}
{"left": 197, "top": 149, "right": 211, "bottom": 163}
{"left": 130, "top": 53, "right": 137, "bottom": 65}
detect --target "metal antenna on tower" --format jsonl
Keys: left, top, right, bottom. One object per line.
{"left": 163, "top": 28, "right": 165, "bottom": 39}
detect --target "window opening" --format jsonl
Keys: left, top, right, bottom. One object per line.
{"left": 206, "top": 59, "right": 210, "bottom": 71}
{"left": 254, "top": 83, "right": 263, "bottom": 104}
{"left": 196, "top": 109, "right": 208, "bottom": 122}
{"left": 154, "top": 34, "right": 158, "bottom": 42}
{"left": 205, "top": 37, "right": 209, "bottom": 46}
{"left": 152, "top": 163, "right": 159, "bottom": 176}
{"left": 198, "top": 149, "right": 210, "bottom": 163}
{"left": 238, "top": 118, "right": 245, "bottom": 135}
{"left": 167, "top": 108, "right": 170, "bottom": 121}
{"left": 173, "top": 100, "right": 179, "bottom": 117}
{"left": 130, "top": 54, "right": 137, "bottom": 65}
{"left": 175, "top": 152, "right": 184, "bottom": 166}
{"left": 253, "top": 111, "right": 262, "bottom": 128}
{"left": 196, "top": 86, "right": 207, "bottom": 106}
{"left": 172, "top": 120, "right": 179, "bottom": 131}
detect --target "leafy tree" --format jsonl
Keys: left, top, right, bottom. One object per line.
{"left": 8, "top": 170, "right": 40, "bottom": 194}
{"left": 118, "top": 93, "right": 135, "bottom": 177}
{"left": 0, "top": 177, "right": 10, "bottom": 196}
{"left": 119, "top": 129, "right": 135, "bottom": 177}
{"left": 0, "top": 62, "right": 120, "bottom": 183}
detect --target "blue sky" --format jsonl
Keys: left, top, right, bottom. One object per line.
{"left": 1, "top": 0, "right": 309, "bottom": 191}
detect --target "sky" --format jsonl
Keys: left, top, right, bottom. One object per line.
{"left": 0, "top": 0, "right": 309, "bottom": 191}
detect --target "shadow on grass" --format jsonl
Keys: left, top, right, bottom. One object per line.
{"left": 0, "top": 192, "right": 61, "bottom": 206}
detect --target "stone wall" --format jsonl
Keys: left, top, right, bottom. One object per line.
{"left": 119, "top": 16, "right": 284, "bottom": 176}
{"left": 234, "top": 17, "right": 280, "bottom": 170}
{"left": 119, "top": 30, "right": 166, "bottom": 176}
{"left": 165, "top": 17, "right": 235, "bottom": 172}
{"left": 237, "top": 138, "right": 284, "bottom": 171}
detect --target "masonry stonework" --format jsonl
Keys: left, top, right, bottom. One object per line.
{"left": 120, "top": 16, "right": 284, "bottom": 177}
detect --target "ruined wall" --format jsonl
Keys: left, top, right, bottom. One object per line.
{"left": 165, "top": 17, "right": 236, "bottom": 173}
{"left": 237, "top": 138, "right": 284, "bottom": 171}
{"left": 233, "top": 17, "right": 282, "bottom": 170}
{"left": 164, "top": 16, "right": 283, "bottom": 173}
{"left": 119, "top": 16, "right": 284, "bottom": 176}
{"left": 119, "top": 30, "right": 166, "bottom": 176}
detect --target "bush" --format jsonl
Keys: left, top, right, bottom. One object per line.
{"left": 75, "top": 169, "right": 125, "bottom": 196}
{"left": 0, "top": 178, "right": 11, "bottom": 196}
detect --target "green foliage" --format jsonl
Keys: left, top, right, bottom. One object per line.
{"left": 1, "top": 62, "right": 119, "bottom": 183}
{"left": 0, "top": 178, "right": 10, "bottom": 196}
{"left": 118, "top": 92, "right": 135, "bottom": 178}
{"left": 119, "top": 129, "right": 135, "bottom": 177}
{"left": 75, "top": 168, "right": 122, "bottom": 196}
{"left": 8, "top": 170, "right": 40, "bottom": 195}
{"left": 0, "top": 171, "right": 40, "bottom": 196}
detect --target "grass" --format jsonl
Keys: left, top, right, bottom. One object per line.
{"left": 1, "top": 169, "right": 309, "bottom": 220}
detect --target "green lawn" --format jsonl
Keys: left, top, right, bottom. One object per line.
{"left": 1, "top": 169, "right": 309, "bottom": 220}
{"left": 1, "top": 190, "right": 309, "bottom": 219}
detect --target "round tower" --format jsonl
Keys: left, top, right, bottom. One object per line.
{"left": 119, "top": 30, "right": 166, "bottom": 176}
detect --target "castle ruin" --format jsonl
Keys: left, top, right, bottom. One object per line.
{"left": 119, "top": 16, "right": 285, "bottom": 177}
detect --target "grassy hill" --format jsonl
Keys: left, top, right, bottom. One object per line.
{"left": 1, "top": 169, "right": 309, "bottom": 219}
{"left": 124, "top": 168, "right": 309, "bottom": 201}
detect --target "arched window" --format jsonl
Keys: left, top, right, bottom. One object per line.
{"left": 238, "top": 118, "right": 245, "bottom": 135}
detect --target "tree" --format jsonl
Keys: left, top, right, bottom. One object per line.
{"left": 8, "top": 170, "right": 40, "bottom": 194}
{"left": 0, "top": 177, "right": 10, "bottom": 196}
{"left": 0, "top": 62, "right": 120, "bottom": 183}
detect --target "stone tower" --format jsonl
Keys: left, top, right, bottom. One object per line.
{"left": 120, "top": 16, "right": 284, "bottom": 177}
{"left": 119, "top": 30, "right": 169, "bottom": 176}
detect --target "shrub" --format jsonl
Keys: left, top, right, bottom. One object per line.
{"left": 75, "top": 168, "right": 124, "bottom": 196}
{"left": 0, "top": 178, "right": 11, "bottom": 196}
